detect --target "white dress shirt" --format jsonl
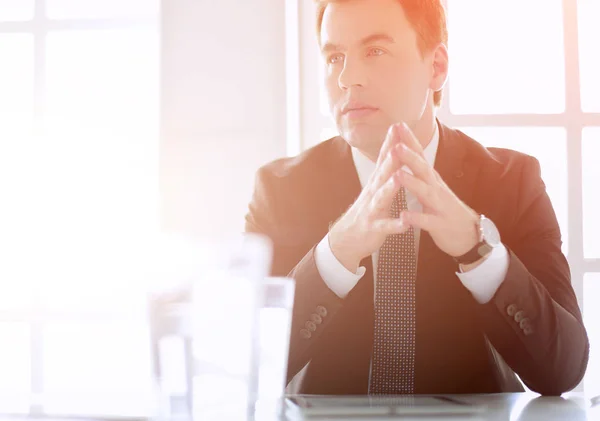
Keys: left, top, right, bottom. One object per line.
{"left": 315, "top": 124, "right": 509, "bottom": 304}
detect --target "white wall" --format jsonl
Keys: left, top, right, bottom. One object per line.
{"left": 160, "top": 0, "right": 288, "bottom": 238}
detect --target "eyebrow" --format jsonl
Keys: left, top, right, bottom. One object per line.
{"left": 321, "top": 33, "right": 396, "bottom": 54}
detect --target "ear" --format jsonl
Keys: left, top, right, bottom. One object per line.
{"left": 430, "top": 43, "right": 449, "bottom": 93}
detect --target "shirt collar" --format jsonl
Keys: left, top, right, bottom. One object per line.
{"left": 351, "top": 123, "right": 439, "bottom": 188}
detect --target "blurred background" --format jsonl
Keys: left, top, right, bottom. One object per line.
{"left": 0, "top": 0, "right": 598, "bottom": 416}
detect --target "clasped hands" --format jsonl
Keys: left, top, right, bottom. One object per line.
{"left": 329, "top": 122, "right": 481, "bottom": 273}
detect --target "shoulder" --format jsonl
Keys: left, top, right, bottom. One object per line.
{"left": 246, "top": 136, "right": 349, "bottom": 242}
{"left": 450, "top": 127, "right": 541, "bottom": 182}
{"left": 445, "top": 127, "right": 546, "bottom": 228}
{"left": 254, "top": 136, "right": 348, "bottom": 188}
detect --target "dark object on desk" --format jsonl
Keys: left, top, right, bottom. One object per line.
{"left": 285, "top": 395, "right": 485, "bottom": 418}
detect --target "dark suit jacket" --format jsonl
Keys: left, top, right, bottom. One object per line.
{"left": 245, "top": 122, "right": 589, "bottom": 396}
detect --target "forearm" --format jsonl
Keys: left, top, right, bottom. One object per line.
{"left": 479, "top": 251, "right": 589, "bottom": 395}
{"left": 285, "top": 246, "right": 344, "bottom": 383}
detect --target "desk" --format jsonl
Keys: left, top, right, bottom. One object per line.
{"left": 284, "top": 393, "right": 599, "bottom": 421}
{"left": 0, "top": 393, "right": 596, "bottom": 421}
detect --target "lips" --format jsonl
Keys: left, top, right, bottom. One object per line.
{"left": 341, "top": 101, "right": 378, "bottom": 118}
{"left": 345, "top": 109, "right": 377, "bottom": 119}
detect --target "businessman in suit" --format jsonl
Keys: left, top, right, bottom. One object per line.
{"left": 245, "top": 0, "right": 589, "bottom": 395}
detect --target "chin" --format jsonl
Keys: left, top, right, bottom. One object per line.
{"left": 340, "top": 124, "right": 387, "bottom": 155}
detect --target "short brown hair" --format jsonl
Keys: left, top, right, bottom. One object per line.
{"left": 315, "top": 0, "right": 448, "bottom": 107}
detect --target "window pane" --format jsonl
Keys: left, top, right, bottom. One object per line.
{"left": 458, "top": 127, "right": 568, "bottom": 254}
{"left": 0, "top": 323, "right": 30, "bottom": 414}
{"left": 0, "top": 274, "right": 32, "bottom": 311}
{"left": 40, "top": 29, "right": 159, "bottom": 313}
{"left": 584, "top": 273, "right": 600, "bottom": 397}
{"left": 38, "top": 252, "right": 148, "bottom": 316}
{"left": 0, "top": 323, "right": 30, "bottom": 393}
{"left": 43, "top": 28, "right": 159, "bottom": 256}
{"left": 583, "top": 128, "right": 600, "bottom": 258}
{"left": 578, "top": 0, "right": 600, "bottom": 112}
{"left": 45, "top": 28, "right": 158, "bottom": 138}
{"left": 0, "top": 0, "right": 34, "bottom": 21}
{"left": 43, "top": 321, "right": 154, "bottom": 416}
{"left": 447, "top": 0, "right": 565, "bottom": 114}
{"left": 46, "top": 0, "right": 159, "bottom": 19}
{"left": 0, "top": 34, "right": 36, "bottom": 309}
{"left": 0, "top": 34, "right": 34, "bottom": 137}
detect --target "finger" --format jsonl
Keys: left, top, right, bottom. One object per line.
{"left": 376, "top": 123, "right": 402, "bottom": 167}
{"left": 369, "top": 142, "right": 403, "bottom": 192}
{"left": 370, "top": 170, "right": 401, "bottom": 214}
{"left": 400, "top": 210, "right": 439, "bottom": 233}
{"left": 397, "top": 143, "right": 438, "bottom": 186}
{"left": 371, "top": 217, "right": 409, "bottom": 235}
{"left": 397, "top": 122, "right": 426, "bottom": 158}
{"left": 397, "top": 169, "right": 440, "bottom": 211}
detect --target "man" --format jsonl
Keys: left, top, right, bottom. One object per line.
{"left": 245, "top": 0, "right": 589, "bottom": 395}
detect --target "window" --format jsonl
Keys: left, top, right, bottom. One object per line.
{"left": 578, "top": 0, "right": 600, "bottom": 113}
{"left": 583, "top": 128, "right": 600, "bottom": 259}
{"left": 296, "top": 0, "right": 600, "bottom": 393}
{"left": 0, "top": 0, "right": 159, "bottom": 415}
{"left": 447, "top": 0, "right": 565, "bottom": 115}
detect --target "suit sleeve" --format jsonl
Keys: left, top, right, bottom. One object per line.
{"left": 480, "top": 156, "right": 589, "bottom": 395}
{"left": 244, "top": 166, "right": 345, "bottom": 383}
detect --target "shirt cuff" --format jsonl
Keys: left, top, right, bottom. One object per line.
{"left": 456, "top": 244, "right": 509, "bottom": 304}
{"left": 314, "top": 234, "right": 366, "bottom": 299}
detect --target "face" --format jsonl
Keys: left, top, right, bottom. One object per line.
{"left": 320, "top": 0, "right": 446, "bottom": 159}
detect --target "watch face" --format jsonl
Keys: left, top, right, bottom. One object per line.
{"left": 481, "top": 217, "right": 501, "bottom": 247}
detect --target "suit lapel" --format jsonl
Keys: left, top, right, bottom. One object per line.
{"left": 413, "top": 121, "right": 484, "bottom": 391}
{"left": 416, "top": 121, "right": 477, "bottom": 268}
{"left": 319, "top": 137, "right": 363, "bottom": 233}
{"left": 434, "top": 122, "right": 477, "bottom": 205}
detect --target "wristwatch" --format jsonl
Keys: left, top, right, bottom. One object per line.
{"left": 453, "top": 214, "right": 501, "bottom": 265}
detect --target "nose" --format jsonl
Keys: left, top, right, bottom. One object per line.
{"left": 338, "top": 56, "right": 366, "bottom": 90}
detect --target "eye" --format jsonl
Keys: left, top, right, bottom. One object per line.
{"left": 327, "top": 53, "right": 344, "bottom": 64}
{"left": 367, "top": 47, "right": 385, "bottom": 57}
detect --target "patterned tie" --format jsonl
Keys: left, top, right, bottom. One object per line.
{"left": 369, "top": 187, "right": 417, "bottom": 395}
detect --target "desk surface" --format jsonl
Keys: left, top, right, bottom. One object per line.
{"left": 0, "top": 392, "right": 597, "bottom": 421}
{"left": 284, "top": 392, "right": 599, "bottom": 421}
